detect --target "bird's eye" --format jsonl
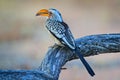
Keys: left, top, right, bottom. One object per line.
{"left": 49, "top": 12, "right": 52, "bottom": 15}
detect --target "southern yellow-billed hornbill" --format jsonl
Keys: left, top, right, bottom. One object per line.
{"left": 36, "top": 8, "right": 95, "bottom": 76}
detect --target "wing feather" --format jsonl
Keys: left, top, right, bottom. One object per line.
{"left": 46, "top": 20, "right": 75, "bottom": 50}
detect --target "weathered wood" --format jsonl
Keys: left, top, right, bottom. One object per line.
{"left": 0, "top": 34, "right": 120, "bottom": 80}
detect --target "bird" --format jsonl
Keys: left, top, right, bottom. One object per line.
{"left": 36, "top": 8, "right": 95, "bottom": 76}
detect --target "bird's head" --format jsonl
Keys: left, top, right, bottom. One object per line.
{"left": 36, "top": 8, "right": 63, "bottom": 22}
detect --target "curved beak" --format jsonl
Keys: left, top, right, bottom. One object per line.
{"left": 36, "top": 9, "right": 50, "bottom": 17}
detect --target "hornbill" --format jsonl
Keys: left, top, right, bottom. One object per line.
{"left": 36, "top": 8, "right": 95, "bottom": 76}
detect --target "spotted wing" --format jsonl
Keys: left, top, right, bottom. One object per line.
{"left": 46, "top": 20, "right": 75, "bottom": 50}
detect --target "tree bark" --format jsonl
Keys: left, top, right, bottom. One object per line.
{"left": 0, "top": 34, "right": 120, "bottom": 80}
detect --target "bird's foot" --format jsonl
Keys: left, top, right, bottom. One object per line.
{"left": 48, "top": 43, "right": 59, "bottom": 48}
{"left": 49, "top": 43, "right": 64, "bottom": 48}
{"left": 53, "top": 43, "right": 64, "bottom": 47}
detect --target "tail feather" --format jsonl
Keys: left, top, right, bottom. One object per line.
{"left": 75, "top": 48, "right": 95, "bottom": 76}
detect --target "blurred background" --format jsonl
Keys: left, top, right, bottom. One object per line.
{"left": 0, "top": 0, "right": 120, "bottom": 80}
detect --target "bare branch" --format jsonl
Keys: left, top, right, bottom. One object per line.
{"left": 0, "top": 33, "right": 120, "bottom": 80}
{"left": 39, "top": 33, "right": 120, "bottom": 79}
{"left": 76, "top": 34, "right": 120, "bottom": 57}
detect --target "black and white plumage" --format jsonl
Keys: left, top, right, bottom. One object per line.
{"left": 36, "top": 8, "right": 95, "bottom": 76}
{"left": 46, "top": 19, "right": 75, "bottom": 50}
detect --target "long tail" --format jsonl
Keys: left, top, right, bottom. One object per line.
{"left": 75, "top": 48, "right": 95, "bottom": 76}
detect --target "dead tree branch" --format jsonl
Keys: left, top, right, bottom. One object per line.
{"left": 0, "top": 34, "right": 120, "bottom": 80}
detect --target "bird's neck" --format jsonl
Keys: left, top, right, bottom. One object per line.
{"left": 49, "top": 15, "right": 63, "bottom": 22}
